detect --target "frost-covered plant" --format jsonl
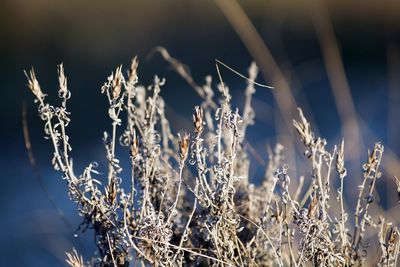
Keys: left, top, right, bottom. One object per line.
{"left": 27, "top": 51, "right": 400, "bottom": 267}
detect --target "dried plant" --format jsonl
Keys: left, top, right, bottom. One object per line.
{"left": 66, "top": 248, "right": 85, "bottom": 267}
{"left": 27, "top": 54, "right": 400, "bottom": 267}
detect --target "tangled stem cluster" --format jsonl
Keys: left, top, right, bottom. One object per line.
{"left": 27, "top": 53, "right": 399, "bottom": 267}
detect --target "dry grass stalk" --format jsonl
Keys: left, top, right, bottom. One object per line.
{"left": 66, "top": 248, "right": 85, "bottom": 267}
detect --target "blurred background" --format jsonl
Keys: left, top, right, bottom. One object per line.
{"left": 1, "top": 0, "right": 400, "bottom": 265}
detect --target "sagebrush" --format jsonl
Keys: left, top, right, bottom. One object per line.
{"left": 26, "top": 52, "right": 400, "bottom": 266}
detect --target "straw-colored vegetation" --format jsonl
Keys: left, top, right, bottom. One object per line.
{"left": 26, "top": 54, "right": 400, "bottom": 266}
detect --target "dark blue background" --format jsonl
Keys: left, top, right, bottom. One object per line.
{"left": 1, "top": 1, "right": 399, "bottom": 266}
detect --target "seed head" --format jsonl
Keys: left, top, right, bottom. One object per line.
{"left": 193, "top": 106, "right": 204, "bottom": 135}
{"left": 362, "top": 142, "right": 384, "bottom": 179}
{"left": 107, "top": 179, "right": 117, "bottom": 206}
{"left": 65, "top": 248, "right": 85, "bottom": 267}
{"left": 388, "top": 229, "right": 399, "bottom": 254}
{"left": 178, "top": 132, "right": 190, "bottom": 163}
{"left": 130, "top": 131, "right": 139, "bottom": 160}
{"left": 58, "top": 63, "right": 68, "bottom": 98}
{"left": 308, "top": 195, "right": 318, "bottom": 219}
{"left": 25, "top": 68, "right": 46, "bottom": 101}
{"left": 128, "top": 56, "right": 139, "bottom": 85}
{"left": 293, "top": 108, "right": 313, "bottom": 147}
{"left": 336, "top": 140, "right": 347, "bottom": 179}
{"left": 112, "top": 66, "right": 123, "bottom": 100}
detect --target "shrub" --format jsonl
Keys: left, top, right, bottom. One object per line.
{"left": 26, "top": 53, "right": 399, "bottom": 267}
